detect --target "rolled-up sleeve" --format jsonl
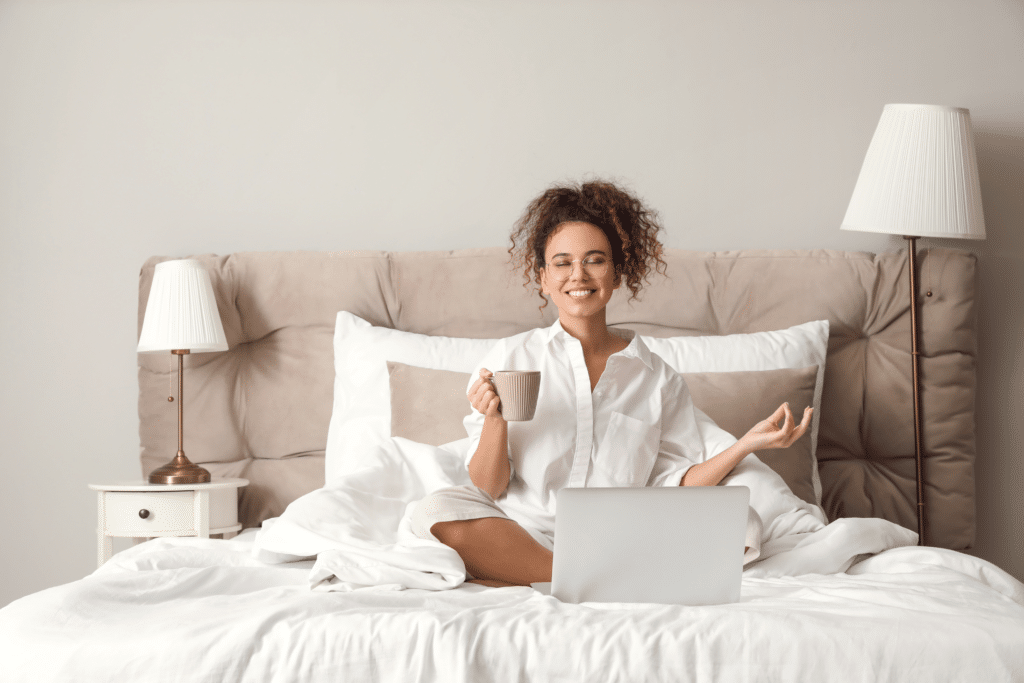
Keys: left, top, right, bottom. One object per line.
{"left": 462, "top": 338, "right": 512, "bottom": 474}
{"left": 648, "top": 373, "right": 706, "bottom": 487}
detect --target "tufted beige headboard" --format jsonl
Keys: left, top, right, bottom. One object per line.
{"left": 138, "top": 247, "right": 977, "bottom": 549}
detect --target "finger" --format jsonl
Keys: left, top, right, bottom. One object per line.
{"left": 768, "top": 402, "right": 787, "bottom": 425}
{"left": 768, "top": 405, "right": 794, "bottom": 448}
{"left": 469, "top": 380, "right": 491, "bottom": 409}
{"left": 781, "top": 402, "right": 794, "bottom": 432}
{"left": 468, "top": 379, "right": 486, "bottom": 404}
{"left": 479, "top": 369, "right": 495, "bottom": 391}
{"left": 783, "top": 408, "right": 814, "bottom": 446}
{"left": 475, "top": 385, "right": 495, "bottom": 411}
{"left": 789, "top": 406, "right": 811, "bottom": 433}
{"left": 793, "top": 407, "right": 814, "bottom": 442}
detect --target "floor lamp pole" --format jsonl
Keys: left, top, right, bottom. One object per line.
{"left": 905, "top": 236, "right": 926, "bottom": 546}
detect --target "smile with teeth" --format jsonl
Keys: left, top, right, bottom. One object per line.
{"left": 567, "top": 289, "right": 595, "bottom": 298}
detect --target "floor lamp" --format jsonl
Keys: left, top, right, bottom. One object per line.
{"left": 841, "top": 104, "right": 986, "bottom": 545}
{"left": 137, "top": 259, "right": 229, "bottom": 484}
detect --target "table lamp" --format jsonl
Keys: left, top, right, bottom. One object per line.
{"left": 841, "top": 104, "right": 986, "bottom": 544}
{"left": 137, "top": 259, "right": 229, "bottom": 484}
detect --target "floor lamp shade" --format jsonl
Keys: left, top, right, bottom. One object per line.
{"left": 138, "top": 259, "right": 228, "bottom": 353}
{"left": 841, "top": 104, "right": 986, "bottom": 240}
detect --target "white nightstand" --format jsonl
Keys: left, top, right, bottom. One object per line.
{"left": 89, "top": 478, "right": 248, "bottom": 567}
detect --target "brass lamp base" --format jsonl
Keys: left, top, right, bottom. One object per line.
{"left": 149, "top": 451, "right": 211, "bottom": 485}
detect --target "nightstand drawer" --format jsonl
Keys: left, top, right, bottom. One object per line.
{"left": 91, "top": 478, "right": 247, "bottom": 566}
{"left": 103, "top": 491, "right": 195, "bottom": 535}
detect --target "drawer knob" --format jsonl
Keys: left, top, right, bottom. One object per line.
{"left": 139, "top": 509, "right": 150, "bottom": 519}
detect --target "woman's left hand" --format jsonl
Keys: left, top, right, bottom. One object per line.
{"left": 738, "top": 403, "right": 813, "bottom": 452}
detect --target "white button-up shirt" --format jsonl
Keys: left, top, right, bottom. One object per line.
{"left": 463, "top": 318, "right": 740, "bottom": 543}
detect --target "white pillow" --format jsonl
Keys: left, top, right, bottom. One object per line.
{"left": 324, "top": 311, "right": 498, "bottom": 483}
{"left": 641, "top": 320, "right": 830, "bottom": 503}
{"left": 325, "top": 312, "right": 829, "bottom": 504}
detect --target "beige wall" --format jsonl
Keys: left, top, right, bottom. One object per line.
{"left": 1, "top": 0, "right": 1021, "bottom": 607}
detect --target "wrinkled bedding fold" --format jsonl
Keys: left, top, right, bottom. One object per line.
{"left": 251, "top": 433, "right": 916, "bottom": 591}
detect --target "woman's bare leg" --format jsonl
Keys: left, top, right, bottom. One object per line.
{"left": 431, "top": 517, "right": 553, "bottom": 586}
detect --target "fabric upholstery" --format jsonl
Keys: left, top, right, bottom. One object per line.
{"left": 138, "top": 247, "right": 977, "bottom": 549}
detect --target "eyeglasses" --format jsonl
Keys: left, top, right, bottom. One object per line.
{"left": 545, "top": 256, "right": 611, "bottom": 282}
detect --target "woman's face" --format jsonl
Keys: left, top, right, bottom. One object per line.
{"left": 540, "top": 221, "right": 621, "bottom": 320}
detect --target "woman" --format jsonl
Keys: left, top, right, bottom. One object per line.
{"left": 411, "top": 180, "right": 812, "bottom": 587}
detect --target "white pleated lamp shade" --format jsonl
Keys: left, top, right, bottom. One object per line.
{"left": 137, "top": 259, "right": 229, "bottom": 353}
{"left": 841, "top": 104, "right": 986, "bottom": 240}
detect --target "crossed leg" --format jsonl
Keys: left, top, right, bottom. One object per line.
{"left": 431, "top": 517, "right": 553, "bottom": 587}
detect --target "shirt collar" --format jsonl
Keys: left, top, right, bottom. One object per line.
{"left": 544, "top": 318, "right": 654, "bottom": 371}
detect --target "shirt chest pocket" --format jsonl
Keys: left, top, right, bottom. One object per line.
{"left": 591, "top": 411, "right": 658, "bottom": 487}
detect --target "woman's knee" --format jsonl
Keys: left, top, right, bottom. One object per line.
{"left": 432, "top": 517, "right": 510, "bottom": 551}
{"left": 429, "top": 519, "right": 469, "bottom": 547}
{"left": 411, "top": 485, "right": 504, "bottom": 542}
{"left": 411, "top": 488, "right": 481, "bottom": 542}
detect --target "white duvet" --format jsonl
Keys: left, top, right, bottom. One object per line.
{"left": 3, "top": 436, "right": 1024, "bottom": 682}
{"left": 2, "top": 530, "right": 1023, "bottom": 682}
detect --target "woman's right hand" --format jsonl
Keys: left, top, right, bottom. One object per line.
{"left": 468, "top": 368, "right": 505, "bottom": 421}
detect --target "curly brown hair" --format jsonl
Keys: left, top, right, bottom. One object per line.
{"left": 508, "top": 180, "right": 669, "bottom": 311}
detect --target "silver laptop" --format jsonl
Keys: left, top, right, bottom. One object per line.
{"left": 534, "top": 486, "right": 750, "bottom": 605}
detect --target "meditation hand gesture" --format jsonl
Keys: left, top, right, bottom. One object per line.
{"left": 468, "top": 368, "right": 506, "bottom": 421}
{"left": 738, "top": 402, "right": 813, "bottom": 452}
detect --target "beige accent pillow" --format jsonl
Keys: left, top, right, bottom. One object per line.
{"left": 387, "top": 361, "right": 477, "bottom": 448}
{"left": 387, "top": 361, "right": 819, "bottom": 505}
{"left": 681, "top": 366, "right": 818, "bottom": 505}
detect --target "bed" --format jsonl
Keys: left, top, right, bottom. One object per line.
{"left": 2, "top": 246, "right": 1023, "bottom": 682}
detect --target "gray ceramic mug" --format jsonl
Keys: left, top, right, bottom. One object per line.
{"left": 490, "top": 370, "right": 541, "bottom": 421}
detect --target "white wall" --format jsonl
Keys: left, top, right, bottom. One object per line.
{"left": 1, "top": 0, "right": 1021, "bottom": 607}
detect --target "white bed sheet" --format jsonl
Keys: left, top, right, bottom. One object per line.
{"left": 252, "top": 432, "right": 910, "bottom": 590}
{"left": 1, "top": 531, "right": 1022, "bottom": 683}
